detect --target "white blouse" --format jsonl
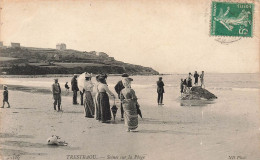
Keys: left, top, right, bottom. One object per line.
{"left": 83, "top": 80, "right": 94, "bottom": 92}
{"left": 97, "top": 83, "right": 114, "bottom": 96}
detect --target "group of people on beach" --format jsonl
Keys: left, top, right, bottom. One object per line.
{"left": 51, "top": 73, "right": 139, "bottom": 132}
{"left": 155, "top": 71, "right": 205, "bottom": 105}
{"left": 180, "top": 71, "right": 205, "bottom": 96}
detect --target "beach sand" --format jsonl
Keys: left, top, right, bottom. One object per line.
{"left": 0, "top": 75, "right": 259, "bottom": 160}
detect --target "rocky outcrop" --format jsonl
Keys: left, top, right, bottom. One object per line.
{"left": 181, "top": 86, "right": 217, "bottom": 100}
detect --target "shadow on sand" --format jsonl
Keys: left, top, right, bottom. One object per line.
{"left": 0, "top": 133, "right": 34, "bottom": 139}
{"left": 1, "top": 140, "right": 80, "bottom": 150}
{"left": 137, "top": 129, "right": 208, "bottom": 135}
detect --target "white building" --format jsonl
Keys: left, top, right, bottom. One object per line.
{"left": 11, "top": 42, "right": 20, "bottom": 48}
{"left": 56, "top": 43, "right": 66, "bottom": 50}
{"left": 96, "top": 52, "right": 108, "bottom": 58}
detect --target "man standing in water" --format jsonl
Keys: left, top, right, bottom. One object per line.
{"left": 71, "top": 74, "right": 79, "bottom": 105}
{"left": 157, "top": 77, "right": 165, "bottom": 105}
{"left": 115, "top": 73, "right": 129, "bottom": 121}
{"left": 52, "top": 78, "right": 61, "bottom": 111}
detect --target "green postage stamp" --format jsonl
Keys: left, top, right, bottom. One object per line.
{"left": 211, "top": 1, "right": 254, "bottom": 37}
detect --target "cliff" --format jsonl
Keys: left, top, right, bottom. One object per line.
{"left": 0, "top": 47, "right": 159, "bottom": 75}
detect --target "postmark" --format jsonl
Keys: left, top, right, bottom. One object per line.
{"left": 211, "top": 1, "right": 254, "bottom": 37}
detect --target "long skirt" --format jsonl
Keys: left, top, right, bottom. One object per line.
{"left": 97, "top": 92, "right": 111, "bottom": 122}
{"left": 95, "top": 93, "right": 100, "bottom": 120}
{"left": 84, "top": 91, "right": 95, "bottom": 118}
{"left": 123, "top": 100, "right": 138, "bottom": 130}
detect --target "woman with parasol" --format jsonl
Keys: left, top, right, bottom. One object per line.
{"left": 120, "top": 77, "right": 140, "bottom": 132}
{"left": 78, "top": 72, "right": 95, "bottom": 118}
{"left": 96, "top": 74, "right": 115, "bottom": 123}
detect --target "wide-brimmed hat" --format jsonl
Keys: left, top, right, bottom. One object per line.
{"left": 97, "top": 74, "right": 107, "bottom": 81}
{"left": 3, "top": 85, "right": 7, "bottom": 89}
{"left": 122, "top": 73, "right": 129, "bottom": 77}
{"left": 54, "top": 78, "right": 58, "bottom": 81}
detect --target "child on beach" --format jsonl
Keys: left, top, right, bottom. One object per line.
{"left": 180, "top": 79, "right": 184, "bottom": 97}
{"left": 1, "top": 85, "right": 10, "bottom": 108}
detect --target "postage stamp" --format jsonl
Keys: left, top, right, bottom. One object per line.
{"left": 211, "top": 1, "right": 254, "bottom": 37}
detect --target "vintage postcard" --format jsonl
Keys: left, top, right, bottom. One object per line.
{"left": 0, "top": 0, "right": 259, "bottom": 160}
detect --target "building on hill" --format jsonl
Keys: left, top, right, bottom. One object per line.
{"left": 56, "top": 43, "right": 66, "bottom": 50}
{"left": 0, "top": 41, "right": 3, "bottom": 47}
{"left": 11, "top": 42, "right": 20, "bottom": 48}
{"left": 96, "top": 52, "right": 109, "bottom": 58}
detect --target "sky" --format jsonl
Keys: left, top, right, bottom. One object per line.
{"left": 0, "top": 0, "right": 259, "bottom": 73}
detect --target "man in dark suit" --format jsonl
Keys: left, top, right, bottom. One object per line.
{"left": 52, "top": 78, "right": 61, "bottom": 111}
{"left": 157, "top": 77, "right": 165, "bottom": 105}
{"left": 71, "top": 74, "right": 79, "bottom": 105}
{"left": 114, "top": 73, "right": 129, "bottom": 120}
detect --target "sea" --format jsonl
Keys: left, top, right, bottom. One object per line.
{"left": 0, "top": 73, "right": 259, "bottom": 108}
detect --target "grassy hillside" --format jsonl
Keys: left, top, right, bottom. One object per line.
{"left": 0, "top": 47, "right": 159, "bottom": 75}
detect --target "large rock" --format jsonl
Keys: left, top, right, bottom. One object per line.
{"left": 181, "top": 86, "right": 217, "bottom": 100}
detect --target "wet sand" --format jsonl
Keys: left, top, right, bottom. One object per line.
{"left": 0, "top": 84, "right": 259, "bottom": 160}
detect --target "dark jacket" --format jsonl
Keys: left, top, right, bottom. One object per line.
{"left": 3, "top": 90, "right": 8, "bottom": 101}
{"left": 71, "top": 78, "right": 79, "bottom": 91}
{"left": 52, "top": 83, "right": 61, "bottom": 95}
{"left": 115, "top": 80, "right": 125, "bottom": 98}
{"left": 157, "top": 81, "right": 165, "bottom": 94}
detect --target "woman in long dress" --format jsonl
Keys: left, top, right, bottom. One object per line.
{"left": 83, "top": 73, "right": 95, "bottom": 118}
{"left": 120, "top": 78, "right": 139, "bottom": 132}
{"left": 96, "top": 74, "right": 115, "bottom": 123}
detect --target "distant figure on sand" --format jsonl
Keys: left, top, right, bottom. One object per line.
{"left": 200, "top": 71, "right": 205, "bottom": 88}
{"left": 52, "top": 79, "right": 61, "bottom": 111}
{"left": 180, "top": 79, "right": 184, "bottom": 97}
{"left": 96, "top": 74, "right": 115, "bottom": 123}
{"left": 120, "top": 77, "right": 138, "bottom": 132}
{"left": 1, "top": 85, "right": 10, "bottom": 108}
{"left": 194, "top": 71, "right": 199, "bottom": 86}
{"left": 71, "top": 74, "right": 79, "bottom": 105}
{"left": 187, "top": 73, "right": 193, "bottom": 91}
{"left": 157, "top": 77, "right": 165, "bottom": 105}
{"left": 82, "top": 73, "right": 95, "bottom": 118}
{"left": 114, "top": 73, "right": 129, "bottom": 121}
